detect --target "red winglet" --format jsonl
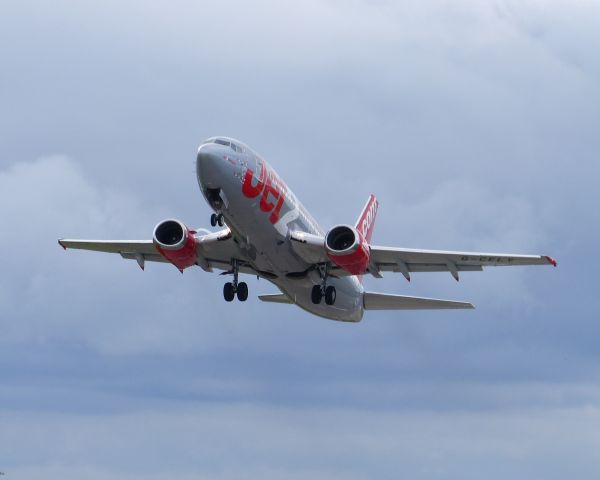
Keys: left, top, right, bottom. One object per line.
{"left": 58, "top": 240, "right": 66, "bottom": 250}
{"left": 545, "top": 256, "right": 558, "bottom": 267}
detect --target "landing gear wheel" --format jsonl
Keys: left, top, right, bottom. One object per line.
{"left": 217, "top": 214, "right": 225, "bottom": 227}
{"left": 223, "top": 282, "right": 235, "bottom": 302}
{"left": 311, "top": 285, "right": 323, "bottom": 304}
{"left": 325, "top": 285, "right": 336, "bottom": 305}
{"left": 210, "top": 213, "right": 218, "bottom": 227}
{"left": 237, "top": 282, "right": 248, "bottom": 301}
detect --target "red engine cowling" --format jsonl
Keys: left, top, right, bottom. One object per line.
{"left": 325, "top": 225, "right": 370, "bottom": 275}
{"left": 153, "top": 219, "right": 198, "bottom": 270}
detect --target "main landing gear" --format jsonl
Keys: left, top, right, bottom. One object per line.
{"left": 311, "top": 264, "right": 336, "bottom": 306}
{"left": 223, "top": 259, "right": 248, "bottom": 302}
{"left": 210, "top": 213, "right": 225, "bottom": 227}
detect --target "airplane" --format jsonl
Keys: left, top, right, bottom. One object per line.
{"left": 58, "top": 137, "right": 557, "bottom": 322}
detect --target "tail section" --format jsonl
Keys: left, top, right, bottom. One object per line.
{"left": 356, "top": 194, "right": 378, "bottom": 243}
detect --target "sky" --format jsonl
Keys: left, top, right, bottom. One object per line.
{"left": 1, "top": 0, "right": 599, "bottom": 478}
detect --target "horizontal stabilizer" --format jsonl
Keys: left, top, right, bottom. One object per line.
{"left": 363, "top": 292, "right": 474, "bottom": 310}
{"left": 258, "top": 293, "right": 293, "bottom": 304}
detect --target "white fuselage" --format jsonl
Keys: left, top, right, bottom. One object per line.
{"left": 196, "top": 138, "right": 364, "bottom": 321}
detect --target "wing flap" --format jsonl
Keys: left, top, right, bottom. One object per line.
{"left": 363, "top": 292, "right": 474, "bottom": 310}
{"left": 377, "top": 263, "right": 483, "bottom": 273}
{"left": 289, "top": 230, "right": 328, "bottom": 264}
{"left": 120, "top": 252, "right": 169, "bottom": 263}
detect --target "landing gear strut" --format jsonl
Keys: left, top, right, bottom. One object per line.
{"left": 311, "top": 264, "right": 336, "bottom": 305}
{"left": 210, "top": 213, "right": 225, "bottom": 227}
{"left": 223, "top": 258, "right": 248, "bottom": 302}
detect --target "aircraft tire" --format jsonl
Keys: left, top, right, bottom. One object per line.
{"left": 325, "top": 286, "right": 336, "bottom": 305}
{"left": 210, "top": 213, "right": 217, "bottom": 227}
{"left": 311, "top": 285, "right": 322, "bottom": 304}
{"left": 223, "top": 282, "right": 235, "bottom": 302}
{"left": 217, "top": 214, "right": 225, "bottom": 227}
{"left": 237, "top": 282, "right": 248, "bottom": 301}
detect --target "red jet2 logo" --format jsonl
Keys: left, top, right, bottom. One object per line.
{"left": 358, "top": 195, "right": 378, "bottom": 243}
{"left": 242, "top": 160, "right": 287, "bottom": 224}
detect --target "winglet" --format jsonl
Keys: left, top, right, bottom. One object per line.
{"left": 545, "top": 256, "right": 558, "bottom": 267}
{"left": 58, "top": 239, "right": 67, "bottom": 250}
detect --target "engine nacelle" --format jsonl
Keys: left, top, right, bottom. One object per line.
{"left": 325, "top": 225, "right": 370, "bottom": 275}
{"left": 153, "top": 219, "right": 198, "bottom": 270}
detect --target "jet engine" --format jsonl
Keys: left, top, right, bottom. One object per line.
{"left": 325, "top": 225, "right": 370, "bottom": 275}
{"left": 153, "top": 219, "right": 198, "bottom": 270}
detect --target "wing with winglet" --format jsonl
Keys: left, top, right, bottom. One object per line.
{"left": 368, "top": 246, "right": 557, "bottom": 281}
{"left": 289, "top": 230, "right": 556, "bottom": 281}
{"left": 58, "top": 227, "right": 250, "bottom": 273}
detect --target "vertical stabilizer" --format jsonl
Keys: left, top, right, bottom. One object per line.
{"left": 355, "top": 194, "right": 378, "bottom": 243}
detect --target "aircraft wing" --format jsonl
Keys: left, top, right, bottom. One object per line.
{"left": 369, "top": 246, "right": 557, "bottom": 281}
{"left": 58, "top": 228, "right": 259, "bottom": 274}
{"left": 289, "top": 231, "right": 556, "bottom": 280}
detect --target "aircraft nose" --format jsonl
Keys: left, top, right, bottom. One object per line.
{"left": 196, "top": 144, "right": 225, "bottom": 188}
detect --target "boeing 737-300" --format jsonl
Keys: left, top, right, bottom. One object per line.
{"left": 58, "top": 137, "right": 556, "bottom": 322}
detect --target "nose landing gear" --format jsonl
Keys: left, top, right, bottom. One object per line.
{"left": 311, "top": 264, "right": 336, "bottom": 305}
{"left": 210, "top": 213, "right": 225, "bottom": 227}
{"left": 222, "top": 258, "right": 248, "bottom": 302}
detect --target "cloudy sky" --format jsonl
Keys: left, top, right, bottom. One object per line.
{"left": 1, "top": 0, "right": 599, "bottom": 478}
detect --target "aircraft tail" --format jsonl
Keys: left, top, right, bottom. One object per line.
{"left": 356, "top": 194, "right": 378, "bottom": 243}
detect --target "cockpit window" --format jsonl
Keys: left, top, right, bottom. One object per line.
{"left": 214, "top": 138, "right": 231, "bottom": 147}
{"left": 203, "top": 137, "right": 244, "bottom": 153}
